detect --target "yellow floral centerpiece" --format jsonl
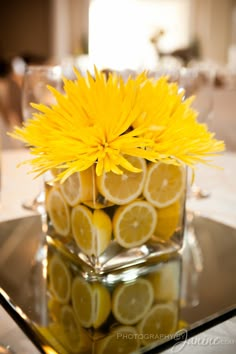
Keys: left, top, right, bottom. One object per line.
{"left": 12, "top": 67, "right": 224, "bottom": 272}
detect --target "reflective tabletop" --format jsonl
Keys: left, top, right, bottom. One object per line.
{"left": 0, "top": 213, "right": 235, "bottom": 353}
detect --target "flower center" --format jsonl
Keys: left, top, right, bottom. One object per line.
{"left": 98, "top": 141, "right": 110, "bottom": 153}
{"left": 98, "top": 141, "right": 109, "bottom": 150}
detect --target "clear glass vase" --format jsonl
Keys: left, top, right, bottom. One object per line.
{"left": 44, "top": 157, "right": 187, "bottom": 274}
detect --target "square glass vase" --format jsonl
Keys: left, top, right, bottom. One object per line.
{"left": 44, "top": 158, "right": 186, "bottom": 275}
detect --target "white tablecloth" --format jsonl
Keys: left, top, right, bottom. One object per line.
{"left": 187, "top": 151, "right": 236, "bottom": 229}
{"left": 0, "top": 149, "right": 41, "bottom": 222}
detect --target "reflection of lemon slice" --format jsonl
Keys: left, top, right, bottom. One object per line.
{"left": 143, "top": 162, "right": 185, "bottom": 208}
{"left": 148, "top": 260, "right": 181, "bottom": 302}
{"left": 72, "top": 277, "right": 111, "bottom": 329}
{"left": 113, "top": 200, "right": 157, "bottom": 248}
{"left": 138, "top": 303, "right": 178, "bottom": 346}
{"left": 71, "top": 205, "right": 94, "bottom": 256}
{"left": 49, "top": 255, "right": 71, "bottom": 304}
{"left": 48, "top": 297, "right": 61, "bottom": 322}
{"left": 178, "top": 320, "right": 189, "bottom": 330}
{"left": 60, "top": 167, "right": 97, "bottom": 207}
{"left": 37, "top": 324, "right": 68, "bottom": 354}
{"left": 60, "top": 305, "right": 91, "bottom": 353}
{"left": 154, "top": 201, "right": 181, "bottom": 240}
{"left": 93, "top": 209, "right": 112, "bottom": 256}
{"left": 96, "top": 156, "right": 146, "bottom": 205}
{"left": 96, "top": 326, "right": 140, "bottom": 354}
{"left": 93, "top": 282, "right": 111, "bottom": 329}
{"left": 71, "top": 206, "right": 112, "bottom": 256}
{"left": 72, "top": 277, "right": 94, "bottom": 328}
{"left": 112, "top": 278, "right": 154, "bottom": 325}
{"left": 47, "top": 188, "right": 70, "bottom": 237}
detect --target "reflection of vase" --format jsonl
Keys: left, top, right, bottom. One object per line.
{"left": 45, "top": 157, "right": 186, "bottom": 274}
{"left": 45, "top": 241, "right": 182, "bottom": 354}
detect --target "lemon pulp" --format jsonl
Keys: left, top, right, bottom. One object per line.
{"left": 60, "top": 167, "right": 97, "bottom": 206}
{"left": 96, "top": 326, "right": 140, "bottom": 354}
{"left": 71, "top": 205, "right": 112, "bottom": 256}
{"left": 154, "top": 201, "right": 181, "bottom": 240}
{"left": 96, "top": 156, "right": 146, "bottom": 205}
{"left": 48, "top": 254, "right": 71, "bottom": 304}
{"left": 112, "top": 278, "right": 154, "bottom": 325}
{"left": 143, "top": 162, "right": 185, "bottom": 208}
{"left": 138, "top": 303, "right": 178, "bottom": 345}
{"left": 113, "top": 200, "right": 157, "bottom": 248}
{"left": 47, "top": 188, "right": 70, "bottom": 237}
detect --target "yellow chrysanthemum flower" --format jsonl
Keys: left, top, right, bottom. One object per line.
{"left": 132, "top": 76, "right": 224, "bottom": 166}
{"left": 11, "top": 67, "right": 224, "bottom": 180}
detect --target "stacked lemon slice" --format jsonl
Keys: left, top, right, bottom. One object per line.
{"left": 46, "top": 156, "right": 185, "bottom": 256}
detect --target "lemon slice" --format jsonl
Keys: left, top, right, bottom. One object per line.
{"left": 154, "top": 201, "right": 181, "bottom": 240}
{"left": 148, "top": 260, "right": 181, "bottom": 302}
{"left": 60, "top": 305, "right": 79, "bottom": 335}
{"left": 60, "top": 305, "right": 91, "bottom": 353}
{"left": 143, "top": 162, "right": 185, "bottom": 208}
{"left": 48, "top": 255, "right": 71, "bottom": 304}
{"left": 60, "top": 167, "right": 97, "bottom": 207}
{"left": 47, "top": 188, "right": 70, "bottom": 237}
{"left": 82, "top": 200, "right": 114, "bottom": 209}
{"left": 93, "top": 282, "right": 111, "bottom": 329}
{"left": 96, "top": 156, "right": 147, "bottom": 205}
{"left": 96, "top": 326, "right": 140, "bottom": 354}
{"left": 72, "top": 277, "right": 94, "bottom": 328}
{"left": 93, "top": 209, "right": 112, "bottom": 256}
{"left": 112, "top": 278, "right": 154, "bottom": 325}
{"left": 138, "top": 303, "right": 178, "bottom": 346}
{"left": 37, "top": 324, "right": 68, "bottom": 354}
{"left": 47, "top": 297, "right": 61, "bottom": 322}
{"left": 113, "top": 200, "right": 157, "bottom": 248}
{"left": 71, "top": 205, "right": 112, "bottom": 256}
{"left": 72, "top": 277, "right": 111, "bottom": 329}
{"left": 71, "top": 205, "right": 94, "bottom": 256}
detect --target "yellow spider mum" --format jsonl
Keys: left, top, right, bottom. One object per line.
{"left": 11, "top": 67, "right": 224, "bottom": 180}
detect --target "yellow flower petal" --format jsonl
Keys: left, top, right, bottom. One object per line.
{"left": 10, "top": 66, "right": 224, "bottom": 180}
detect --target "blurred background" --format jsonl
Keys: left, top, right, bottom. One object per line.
{"left": 1, "top": 0, "right": 236, "bottom": 149}
{"left": 1, "top": 0, "right": 236, "bottom": 69}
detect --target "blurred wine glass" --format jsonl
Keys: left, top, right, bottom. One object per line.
{"left": 21, "top": 64, "right": 62, "bottom": 212}
{"left": 179, "top": 65, "right": 215, "bottom": 199}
